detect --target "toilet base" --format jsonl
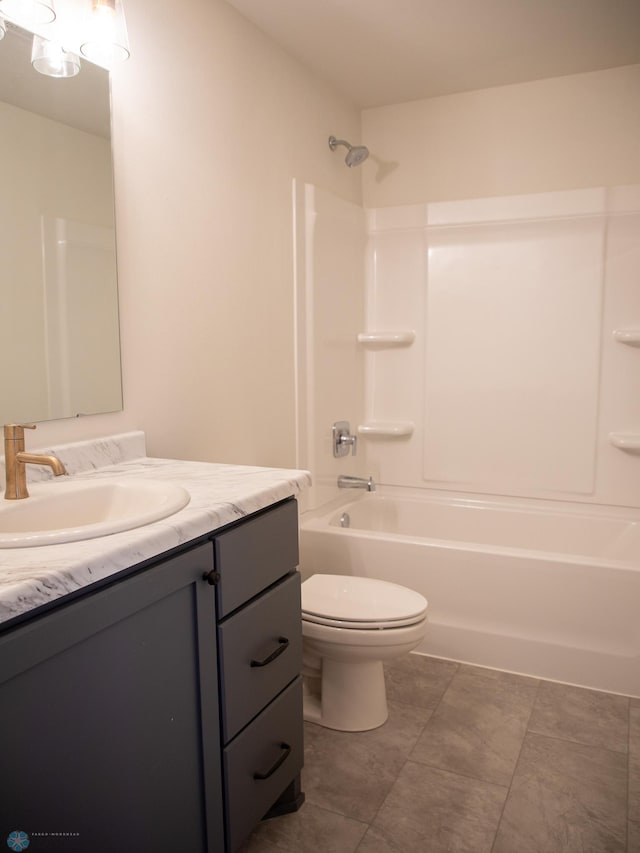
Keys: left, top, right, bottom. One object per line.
{"left": 303, "top": 658, "right": 388, "bottom": 732}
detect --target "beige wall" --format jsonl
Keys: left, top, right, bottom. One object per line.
{"left": 362, "top": 64, "right": 640, "bottom": 208}
{"left": 30, "top": 0, "right": 361, "bottom": 466}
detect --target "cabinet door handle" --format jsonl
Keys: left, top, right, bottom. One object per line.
{"left": 253, "top": 742, "right": 291, "bottom": 780}
{"left": 250, "top": 637, "right": 289, "bottom": 667}
{"left": 202, "top": 570, "right": 221, "bottom": 586}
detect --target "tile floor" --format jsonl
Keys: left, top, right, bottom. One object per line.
{"left": 240, "top": 654, "right": 640, "bottom": 853}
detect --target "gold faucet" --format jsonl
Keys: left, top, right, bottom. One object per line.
{"left": 3, "top": 424, "right": 67, "bottom": 500}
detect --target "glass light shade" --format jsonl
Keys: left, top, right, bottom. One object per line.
{"left": 0, "top": 0, "right": 55, "bottom": 27}
{"left": 80, "top": 0, "right": 129, "bottom": 68}
{"left": 31, "top": 33, "right": 80, "bottom": 77}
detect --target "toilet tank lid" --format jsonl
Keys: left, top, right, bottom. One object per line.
{"left": 301, "top": 574, "right": 428, "bottom": 623}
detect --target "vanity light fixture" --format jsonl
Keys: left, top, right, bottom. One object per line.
{"left": 0, "top": 0, "right": 131, "bottom": 79}
{"left": 80, "top": 0, "right": 129, "bottom": 68}
{"left": 31, "top": 30, "right": 79, "bottom": 75}
{"left": 0, "top": 0, "right": 56, "bottom": 27}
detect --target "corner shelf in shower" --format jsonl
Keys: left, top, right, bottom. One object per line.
{"left": 357, "top": 422, "right": 414, "bottom": 438}
{"left": 356, "top": 331, "right": 416, "bottom": 348}
{"left": 609, "top": 432, "right": 640, "bottom": 452}
{"left": 612, "top": 329, "right": 640, "bottom": 347}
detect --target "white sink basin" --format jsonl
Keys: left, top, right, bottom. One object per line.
{"left": 0, "top": 478, "right": 190, "bottom": 548}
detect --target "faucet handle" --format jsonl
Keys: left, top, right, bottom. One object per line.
{"left": 339, "top": 433, "right": 357, "bottom": 456}
{"left": 332, "top": 420, "right": 358, "bottom": 457}
{"left": 4, "top": 424, "right": 36, "bottom": 440}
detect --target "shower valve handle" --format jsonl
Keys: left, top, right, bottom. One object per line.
{"left": 333, "top": 421, "right": 357, "bottom": 457}
{"left": 339, "top": 433, "right": 357, "bottom": 455}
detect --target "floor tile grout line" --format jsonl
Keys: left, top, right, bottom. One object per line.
{"left": 407, "top": 658, "right": 460, "bottom": 724}
{"left": 626, "top": 699, "right": 632, "bottom": 852}
{"left": 310, "top": 802, "right": 370, "bottom": 852}
{"left": 525, "top": 725, "right": 631, "bottom": 757}
{"left": 354, "top": 663, "right": 461, "bottom": 852}
{"left": 402, "top": 755, "right": 511, "bottom": 791}
{"left": 354, "top": 706, "right": 435, "bottom": 846}
{"left": 303, "top": 695, "right": 436, "bottom": 849}
{"left": 298, "top": 793, "right": 369, "bottom": 835}
{"left": 351, "top": 752, "right": 412, "bottom": 853}
{"left": 385, "top": 657, "right": 460, "bottom": 709}
{"left": 488, "top": 676, "right": 542, "bottom": 853}
{"left": 352, "top": 758, "right": 403, "bottom": 852}
{"left": 401, "top": 663, "right": 459, "bottom": 767}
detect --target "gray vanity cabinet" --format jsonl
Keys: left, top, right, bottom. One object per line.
{"left": 214, "top": 498, "right": 304, "bottom": 850}
{"left": 0, "top": 497, "right": 303, "bottom": 853}
{"left": 0, "top": 541, "right": 222, "bottom": 852}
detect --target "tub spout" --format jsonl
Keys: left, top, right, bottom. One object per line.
{"left": 337, "top": 475, "right": 376, "bottom": 492}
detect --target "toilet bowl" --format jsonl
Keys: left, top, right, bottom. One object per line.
{"left": 301, "top": 574, "right": 428, "bottom": 732}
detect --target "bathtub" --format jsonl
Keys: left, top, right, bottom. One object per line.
{"left": 299, "top": 490, "right": 640, "bottom": 697}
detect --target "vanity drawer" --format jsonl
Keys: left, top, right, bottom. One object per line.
{"left": 224, "top": 677, "right": 303, "bottom": 852}
{"left": 214, "top": 499, "right": 299, "bottom": 617}
{"left": 218, "top": 572, "right": 302, "bottom": 742}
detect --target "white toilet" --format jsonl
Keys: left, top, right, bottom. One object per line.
{"left": 301, "top": 574, "right": 428, "bottom": 731}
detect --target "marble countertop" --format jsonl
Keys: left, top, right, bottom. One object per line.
{"left": 0, "top": 431, "right": 311, "bottom": 626}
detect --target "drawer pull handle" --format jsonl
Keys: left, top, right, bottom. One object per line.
{"left": 250, "top": 637, "right": 289, "bottom": 668}
{"left": 203, "top": 570, "right": 221, "bottom": 586}
{"left": 253, "top": 742, "right": 291, "bottom": 780}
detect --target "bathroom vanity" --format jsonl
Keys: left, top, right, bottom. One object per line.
{"left": 0, "top": 432, "right": 311, "bottom": 852}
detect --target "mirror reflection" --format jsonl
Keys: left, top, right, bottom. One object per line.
{"left": 0, "top": 21, "right": 122, "bottom": 424}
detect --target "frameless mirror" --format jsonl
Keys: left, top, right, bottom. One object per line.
{"left": 0, "top": 21, "right": 122, "bottom": 424}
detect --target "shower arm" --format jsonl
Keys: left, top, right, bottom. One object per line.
{"left": 328, "top": 136, "right": 351, "bottom": 152}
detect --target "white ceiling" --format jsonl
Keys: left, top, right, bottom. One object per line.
{"left": 225, "top": 0, "right": 640, "bottom": 109}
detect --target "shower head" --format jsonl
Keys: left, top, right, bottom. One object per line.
{"left": 328, "top": 135, "right": 369, "bottom": 168}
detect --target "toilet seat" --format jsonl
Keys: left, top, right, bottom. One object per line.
{"left": 302, "top": 574, "right": 428, "bottom": 631}
{"left": 302, "top": 611, "right": 425, "bottom": 630}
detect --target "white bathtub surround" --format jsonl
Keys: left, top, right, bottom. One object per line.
{"left": 294, "top": 181, "right": 640, "bottom": 511}
{"left": 299, "top": 490, "right": 640, "bottom": 698}
{"left": 363, "top": 185, "right": 640, "bottom": 508}
{"left": 613, "top": 328, "right": 640, "bottom": 346}
{"left": 0, "top": 431, "right": 311, "bottom": 624}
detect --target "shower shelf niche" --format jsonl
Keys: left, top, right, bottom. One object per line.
{"left": 609, "top": 432, "right": 640, "bottom": 452}
{"left": 612, "top": 329, "right": 640, "bottom": 347}
{"left": 358, "top": 422, "right": 414, "bottom": 438}
{"left": 357, "top": 331, "right": 415, "bottom": 348}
